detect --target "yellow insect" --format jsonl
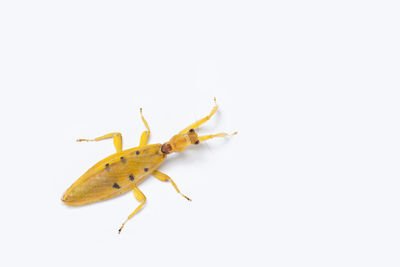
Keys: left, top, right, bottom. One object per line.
{"left": 62, "top": 98, "right": 236, "bottom": 233}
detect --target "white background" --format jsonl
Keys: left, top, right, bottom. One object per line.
{"left": 1, "top": 1, "right": 399, "bottom": 266}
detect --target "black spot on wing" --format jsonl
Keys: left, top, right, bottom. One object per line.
{"left": 129, "top": 174, "right": 134, "bottom": 181}
{"left": 105, "top": 163, "right": 110, "bottom": 171}
{"left": 144, "top": 168, "right": 149, "bottom": 172}
{"left": 136, "top": 150, "right": 140, "bottom": 155}
{"left": 113, "top": 183, "right": 120, "bottom": 189}
{"left": 120, "top": 157, "right": 126, "bottom": 163}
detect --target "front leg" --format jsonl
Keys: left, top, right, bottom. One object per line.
{"left": 77, "top": 132, "right": 123, "bottom": 153}
{"left": 152, "top": 170, "right": 191, "bottom": 201}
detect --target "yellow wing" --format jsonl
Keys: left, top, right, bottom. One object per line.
{"left": 62, "top": 144, "right": 166, "bottom": 206}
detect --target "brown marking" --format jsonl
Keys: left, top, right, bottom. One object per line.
{"left": 161, "top": 143, "right": 172, "bottom": 154}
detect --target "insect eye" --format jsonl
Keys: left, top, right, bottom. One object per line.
{"left": 189, "top": 128, "right": 195, "bottom": 133}
{"left": 194, "top": 140, "right": 200, "bottom": 145}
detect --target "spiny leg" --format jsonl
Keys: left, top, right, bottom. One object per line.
{"left": 118, "top": 186, "right": 146, "bottom": 234}
{"left": 198, "top": 132, "right": 237, "bottom": 142}
{"left": 152, "top": 170, "right": 191, "bottom": 201}
{"left": 179, "top": 97, "right": 218, "bottom": 134}
{"left": 77, "top": 132, "right": 122, "bottom": 153}
{"left": 139, "top": 108, "right": 151, "bottom": 146}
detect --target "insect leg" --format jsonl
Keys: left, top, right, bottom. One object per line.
{"left": 198, "top": 132, "right": 237, "bottom": 142}
{"left": 139, "top": 108, "right": 151, "bottom": 146}
{"left": 179, "top": 97, "right": 218, "bottom": 134}
{"left": 152, "top": 170, "right": 191, "bottom": 201}
{"left": 118, "top": 186, "right": 146, "bottom": 234}
{"left": 77, "top": 132, "right": 122, "bottom": 153}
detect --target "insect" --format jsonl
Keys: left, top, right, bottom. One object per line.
{"left": 62, "top": 98, "right": 236, "bottom": 233}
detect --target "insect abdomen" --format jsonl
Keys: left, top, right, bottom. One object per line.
{"left": 62, "top": 144, "right": 165, "bottom": 206}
